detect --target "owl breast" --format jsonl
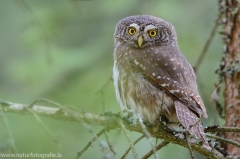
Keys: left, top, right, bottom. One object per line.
{"left": 113, "top": 47, "right": 176, "bottom": 124}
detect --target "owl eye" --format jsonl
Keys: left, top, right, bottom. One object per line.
{"left": 128, "top": 27, "right": 136, "bottom": 35}
{"left": 149, "top": 30, "right": 157, "bottom": 37}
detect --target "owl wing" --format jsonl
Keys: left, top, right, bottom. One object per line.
{"left": 130, "top": 45, "right": 207, "bottom": 118}
{"left": 175, "top": 100, "right": 208, "bottom": 143}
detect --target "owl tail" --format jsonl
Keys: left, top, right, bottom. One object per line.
{"left": 174, "top": 101, "right": 208, "bottom": 145}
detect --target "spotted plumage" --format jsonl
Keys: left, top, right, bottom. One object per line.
{"left": 113, "top": 15, "right": 208, "bottom": 144}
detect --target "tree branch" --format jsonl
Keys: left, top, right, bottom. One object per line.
{"left": 142, "top": 141, "right": 169, "bottom": 159}
{"left": 0, "top": 100, "right": 237, "bottom": 159}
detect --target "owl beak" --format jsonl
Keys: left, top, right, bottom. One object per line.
{"left": 137, "top": 35, "right": 143, "bottom": 47}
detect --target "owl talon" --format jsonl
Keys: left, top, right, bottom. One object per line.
{"left": 120, "top": 109, "right": 143, "bottom": 124}
{"left": 121, "top": 109, "right": 135, "bottom": 117}
{"left": 197, "top": 140, "right": 204, "bottom": 146}
{"left": 174, "top": 133, "right": 185, "bottom": 140}
{"left": 159, "top": 115, "right": 168, "bottom": 125}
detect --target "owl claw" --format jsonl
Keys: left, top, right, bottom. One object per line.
{"left": 159, "top": 115, "right": 169, "bottom": 125}
{"left": 120, "top": 109, "right": 141, "bottom": 124}
{"left": 175, "top": 133, "right": 185, "bottom": 140}
{"left": 165, "top": 123, "right": 190, "bottom": 141}
{"left": 121, "top": 109, "right": 135, "bottom": 117}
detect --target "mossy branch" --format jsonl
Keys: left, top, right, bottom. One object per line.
{"left": 0, "top": 100, "right": 239, "bottom": 159}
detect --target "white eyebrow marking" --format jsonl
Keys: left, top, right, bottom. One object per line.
{"left": 144, "top": 25, "right": 156, "bottom": 32}
{"left": 129, "top": 23, "right": 140, "bottom": 31}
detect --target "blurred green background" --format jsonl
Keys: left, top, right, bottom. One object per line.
{"left": 0, "top": 0, "right": 223, "bottom": 158}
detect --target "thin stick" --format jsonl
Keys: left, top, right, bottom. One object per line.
{"left": 205, "top": 127, "right": 240, "bottom": 133}
{"left": 76, "top": 128, "right": 106, "bottom": 159}
{"left": 185, "top": 133, "right": 195, "bottom": 159}
{"left": 120, "top": 122, "right": 138, "bottom": 159}
{"left": 95, "top": 76, "right": 112, "bottom": 112}
{"left": 104, "top": 132, "right": 116, "bottom": 154}
{"left": 138, "top": 116, "right": 158, "bottom": 159}
{"left": 0, "top": 107, "right": 17, "bottom": 153}
{"left": 190, "top": 115, "right": 203, "bottom": 128}
{"left": 27, "top": 108, "right": 56, "bottom": 142}
{"left": 27, "top": 98, "right": 93, "bottom": 133}
{"left": 14, "top": 0, "right": 52, "bottom": 64}
{"left": 95, "top": 76, "right": 112, "bottom": 94}
{"left": 194, "top": 13, "right": 222, "bottom": 72}
{"left": 121, "top": 135, "right": 145, "bottom": 159}
{"left": 207, "top": 134, "right": 240, "bottom": 148}
{"left": 141, "top": 141, "right": 169, "bottom": 159}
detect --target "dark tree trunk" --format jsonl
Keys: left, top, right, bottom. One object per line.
{"left": 220, "top": 0, "right": 240, "bottom": 155}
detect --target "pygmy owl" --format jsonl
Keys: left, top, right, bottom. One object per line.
{"left": 113, "top": 15, "right": 208, "bottom": 143}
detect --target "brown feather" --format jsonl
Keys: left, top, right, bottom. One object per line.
{"left": 175, "top": 101, "right": 208, "bottom": 144}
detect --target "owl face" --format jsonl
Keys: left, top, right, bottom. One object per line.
{"left": 114, "top": 15, "right": 177, "bottom": 48}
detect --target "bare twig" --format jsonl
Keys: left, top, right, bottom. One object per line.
{"left": 0, "top": 107, "right": 17, "bottom": 153}
{"left": 95, "top": 76, "right": 112, "bottom": 94}
{"left": 121, "top": 135, "right": 145, "bottom": 159}
{"left": 76, "top": 128, "right": 106, "bottom": 159}
{"left": 211, "top": 83, "right": 225, "bottom": 118}
{"left": 95, "top": 76, "right": 112, "bottom": 112}
{"left": 104, "top": 132, "right": 116, "bottom": 155}
{"left": 190, "top": 115, "right": 203, "bottom": 128}
{"left": 0, "top": 139, "right": 16, "bottom": 154}
{"left": 137, "top": 115, "right": 158, "bottom": 159}
{"left": 205, "top": 127, "right": 240, "bottom": 133}
{"left": 207, "top": 134, "right": 240, "bottom": 148}
{"left": 141, "top": 141, "right": 169, "bottom": 159}
{"left": 27, "top": 108, "right": 57, "bottom": 142}
{"left": 27, "top": 98, "right": 93, "bottom": 133}
{"left": 185, "top": 133, "right": 195, "bottom": 159}
{"left": 120, "top": 122, "right": 138, "bottom": 159}
{"left": 26, "top": 99, "right": 59, "bottom": 142}
{"left": 14, "top": 0, "right": 52, "bottom": 64}
{"left": 194, "top": 13, "right": 222, "bottom": 72}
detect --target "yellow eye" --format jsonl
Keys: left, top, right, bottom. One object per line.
{"left": 149, "top": 30, "right": 157, "bottom": 37}
{"left": 128, "top": 27, "right": 136, "bottom": 35}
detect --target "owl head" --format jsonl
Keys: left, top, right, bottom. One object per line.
{"left": 114, "top": 15, "right": 177, "bottom": 48}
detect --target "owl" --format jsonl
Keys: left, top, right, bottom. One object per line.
{"left": 113, "top": 15, "right": 208, "bottom": 144}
